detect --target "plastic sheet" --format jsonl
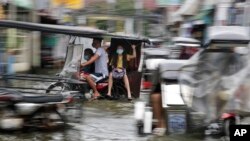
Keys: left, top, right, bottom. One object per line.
{"left": 60, "top": 44, "right": 83, "bottom": 78}
{"left": 179, "top": 47, "right": 250, "bottom": 123}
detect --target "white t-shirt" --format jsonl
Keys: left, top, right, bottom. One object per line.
{"left": 95, "top": 47, "right": 109, "bottom": 76}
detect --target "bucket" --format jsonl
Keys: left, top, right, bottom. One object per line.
{"left": 165, "top": 109, "right": 187, "bottom": 134}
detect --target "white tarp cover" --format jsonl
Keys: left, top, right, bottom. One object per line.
{"left": 143, "top": 48, "right": 170, "bottom": 56}
{"left": 179, "top": 47, "right": 250, "bottom": 123}
{"left": 175, "top": 43, "right": 200, "bottom": 47}
{"left": 207, "top": 26, "right": 250, "bottom": 42}
{"left": 172, "top": 37, "right": 201, "bottom": 47}
{"left": 172, "top": 37, "right": 200, "bottom": 44}
{"left": 145, "top": 59, "right": 167, "bottom": 70}
{"left": 159, "top": 60, "right": 188, "bottom": 80}
{"left": 60, "top": 44, "right": 83, "bottom": 78}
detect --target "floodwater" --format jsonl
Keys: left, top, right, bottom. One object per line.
{"left": 0, "top": 99, "right": 223, "bottom": 141}
{"left": 0, "top": 69, "right": 223, "bottom": 141}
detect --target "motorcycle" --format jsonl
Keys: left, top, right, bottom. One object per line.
{"left": 82, "top": 75, "right": 129, "bottom": 100}
{"left": 134, "top": 37, "right": 200, "bottom": 136}
{"left": 0, "top": 88, "right": 73, "bottom": 131}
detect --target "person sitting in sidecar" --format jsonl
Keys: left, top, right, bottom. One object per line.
{"left": 106, "top": 44, "right": 136, "bottom": 101}
{"left": 80, "top": 48, "right": 95, "bottom": 77}
{"left": 81, "top": 38, "right": 109, "bottom": 100}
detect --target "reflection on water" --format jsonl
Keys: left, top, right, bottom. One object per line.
{"left": 0, "top": 100, "right": 222, "bottom": 141}
{"left": 82, "top": 100, "right": 140, "bottom": 141}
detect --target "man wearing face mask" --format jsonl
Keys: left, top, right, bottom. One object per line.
{"left": 81, "top": 38, "right": 109, "bottom": 100}
{"left": 106, "top": 44, "right": 136, "bottom": 101}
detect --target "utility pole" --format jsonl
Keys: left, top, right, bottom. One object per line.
{"left": 30, "top": 0, "right": 40, "bottom": 73}
{"left": 0, "top": 1, "right": 6, "bottom": 74}
{"left": 135, "top": 0, "right": 143, "bottom": 36}
{"left": 8, "top": 0, "right": 17, "bottom": 48}
{"left": 107, "top": 0, "right": 116, "bottom": 32}
{"left": 243, "top": 0, "right": 250, "bottom": 26}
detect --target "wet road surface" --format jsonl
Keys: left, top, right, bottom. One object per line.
{"left": 0, "top": 99, "right": 224, "bottom": 141}
{"left": 0, "top": 69, "right": 222, "bottom": 141}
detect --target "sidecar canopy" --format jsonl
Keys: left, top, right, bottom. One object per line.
{"left": 206, "top": 26, "right": 250, "bottom": 45}
{"left": 0, "top": 20, "right": 107, "bottom": 38}
{"left": 172, "top": 37, "right": 201, "bottom": 47}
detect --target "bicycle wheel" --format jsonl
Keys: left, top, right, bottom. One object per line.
{"left": 28, "top": 108, "right": 66, "bottom": 130}
{"left": 64, "top": 92, "right": 84, "bottom": 123}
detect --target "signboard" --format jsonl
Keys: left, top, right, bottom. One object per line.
{"left": 64, "top": 0, "right": 84, "bottom": 10}
{"left": 156, "top": 0, "right": 184, "bottom": 6}
{"left": 52, "top": 0, "right": 84, "bottom": 10}
{"left": 0, "top": 5, "right": 5, "bottom": 19}
{"left": 35, "top": 0, "right": 50, "bottom": 10}
{"left": 14, "top": 0, "right": 33, "bottom": 9}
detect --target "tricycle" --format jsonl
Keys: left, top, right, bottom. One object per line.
{"left": 134, "top": 36, "right": 200, "bottom": 136}
{"left": 0, "top": 20, "right": 149, "bottom": 101}
{"left": 179, "top": 26, "right": 250, "bottom": 139}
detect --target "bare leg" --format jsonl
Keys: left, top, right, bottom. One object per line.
{"left": 123, "top": 74, "right": 132, "bottom": 99}
{"left": 107, "top": 73, "right": 113, "bottom": 96}
{"left": 151, "top": 93, "right": 166, "bottom": 129}
{"left": 85, "top": 75, "right": 100, "bottom": 98}
{"left": 73, "top": 72, "right": 80, "bottom": 80}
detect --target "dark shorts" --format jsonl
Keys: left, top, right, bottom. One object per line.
{"left": 151, "top": 79, "right": 177, "bottom": 94}
{"left": 152, "top": 83, "right": 161, "bottom": 93}
{"left": 90, "top": 73, "right": 107, "bottom": 83}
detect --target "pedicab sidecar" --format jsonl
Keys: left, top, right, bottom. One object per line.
{"left": 178, "top": 26, "right": 250, "bottom": 137}
{"left": 134, "top": 37, "right": 201, "bottom": 135}
{"left": 0, "top": 20, "right": 111, "bottom": 125}
{"left": 0, "top": 20, "right": 149, "bottom": 101}
{"left": 97, "top": 35, "right": 149, "bottom": 100}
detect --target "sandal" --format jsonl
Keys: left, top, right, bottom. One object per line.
{"left": 152, "top": 128, "right": 166, "bottom": 136}
{"left": 90, "top": 95, "right": 103, "bottom": 101}
{"left": 128, "top": 97, "right": 133, "bottom": 102}
{"left": 105, "top": 95, "right": 113, "bottom": 100}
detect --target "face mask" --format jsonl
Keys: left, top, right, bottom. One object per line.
{"left": 84, "top": 55, "right": 90, "bottom": 60}
{"left": 116, "top": 49, "right": 124, "bottom": 54}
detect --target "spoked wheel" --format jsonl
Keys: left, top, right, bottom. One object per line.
{"left": 46, "top": 83, "right": 84, "bottom": 123}
{"left": 64, "top": 92, "right": 84, "bottom": 123}
{"left": 28, "top": 109, "right": 66, "bottom": 131}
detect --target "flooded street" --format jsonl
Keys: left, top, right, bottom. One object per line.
{"left": 0, "top": 70, "right": 223, "bottom": 141}
{"left": 0, "top": 99, "right": 223, "bottom": 141}
{"left": 81, "top": 101, "right": 139, "bottom": 141}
